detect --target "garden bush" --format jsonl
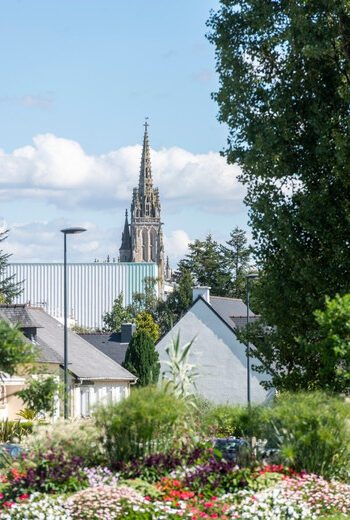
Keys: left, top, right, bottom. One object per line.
{"left": 266, "top": 391, "right": 350, "bottom": 478}
{"left": 22, "top": 418, "right": 104, "bottom": 467}
{"left": 200, "top": 402, "right": 268, "bottom": 439}
{"left": 0, "top": 420, "right": 33, "bottom": 443}
{"left": 94, "top": 386, "right": 188, "bottom": 464}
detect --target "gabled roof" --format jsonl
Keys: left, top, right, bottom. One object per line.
{"left": 230, "top": 315, "right": 261, "bottom": 330}
{"left": 0, "top": 304, "right": 39, "bottom": 328}
{"left": 209, "top": 296, "right": 251, "bottom": 330}
{"left": 79, "top": 333, "right": 129, "bottom": 366}
{"left": 0, "top": 305, "right": 136, "bottom": 382}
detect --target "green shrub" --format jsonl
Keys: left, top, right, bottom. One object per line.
{"left": 22, "top": 418, "right": 104, "bottom": 467}
{"left": 94, "top": 386, "right": 188, "bottom": 464}
{"left": 266, "top": 391, "right": 350, "bottom": 479}
{"left": 0, "top": 420, "right": 33, "bottom": 442}
{"left": 198, "top": 402, "right": 268, "bottom": 439}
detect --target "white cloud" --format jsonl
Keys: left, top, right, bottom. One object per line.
{"left": 0, "top": 133, "right": 245, "bottom": 214}
{"left": 0, "top": 219, "right": 119, "bottom": 263}
{"left": 164, "top": 230, "right": 191, "bottom": 264}
{"left": 0, "top": 95, "right": 53, "bottom": 109}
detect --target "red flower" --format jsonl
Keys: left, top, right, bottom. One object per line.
{"left": 144, "top": 496, "right": 151, "bottom": 501}
{"left": 18, "top": 494, "right": 29, "bottom": 501}
{"left": 3, "top": 502, "right": 14, "bottom": 508}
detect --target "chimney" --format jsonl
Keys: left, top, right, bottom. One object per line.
{"left": 192, "top": 286, "right": 211, "bottom": 304}
{"left": 121, "top": 322, "right": 136, "bottom": 343}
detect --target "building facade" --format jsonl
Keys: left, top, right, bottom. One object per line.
{"left": 5, "top": 262, "right": 158, "bottom": 330}
{"left": 119, "top": 122, "right": 164, "bottom": 286}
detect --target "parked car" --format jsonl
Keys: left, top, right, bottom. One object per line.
{"left": 213, "top": 437, "right": 248, "bottom": 462}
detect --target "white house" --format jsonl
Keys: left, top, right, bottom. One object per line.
{"left": 156, "top": 287, "right": 273, "bottom": 405}
{"left": 0, "top": 304, "right": 136, "bottom": 419}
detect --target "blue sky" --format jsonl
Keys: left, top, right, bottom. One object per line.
{"left": 0, "top": 0, "right": 248, "bottom": 265}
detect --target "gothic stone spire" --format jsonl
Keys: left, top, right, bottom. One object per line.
{"left": 119, "top": 209, "right": 132, "bottom": 262}
{"left": 139, "top": 119, "right": 153, "bottom": 195}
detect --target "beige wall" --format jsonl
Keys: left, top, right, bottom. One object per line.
{"left": 6, "top": 384, "right": 26, "bottom": 421}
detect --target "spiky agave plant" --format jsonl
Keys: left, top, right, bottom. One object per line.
{"left": 162, "top": 332, "right": 200, "bottom": 406}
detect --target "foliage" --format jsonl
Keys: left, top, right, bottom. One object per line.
{"left": 0, "top": 420, "right": 33, "bottom": 443}
{"left": 16, "top": 409, "right": 38, "bottom": 421}
{"left": 0, "top": 230, "right": 23, "bottom": 304}
{"left": 94, "top": 386, "right": 188, "bottom": 464}
{"left": 3, "top": 448, "right": 87, "bottom": 499}
{"left": 176, "top": 234, "right": 232, "bottom": 297}
{"left": 200, "top": 402, "right": 268, "bottom": 440}
{"left": 221, "top": 226, "right": 251, "bottom": 299}
{"left": 135, "top": 312, "right": 159, "bottom": 343}
{"left": 102, "top": 292, "right": 132, "bottom": 333}
{"left": 114, "top": 444, "right": 207, "bottom": 482}
{"left": 16, "top": 375, "right": 60, "bottom": 417}
{"left": 157, "top": 269, "right": 193, "bottom": 333}
{"left": 266, "top": 391, "right": 350, "bottom": 479}
{"left": 299, "top": 293, "right": 350, "bottom": 393}
{"left": 124, "top": 478, "right": 161, "bottom": 499}
{"left": 128, "top": 277, "right": 159, "bottom": 320}
{"left": 22, "top": 418, "right": 104, "bottom": 467}
{"left": 123, "top": 331, "right": 159, "bottom": 386}
{"left": 207, "top": 1, "right": 350, "bottom": 391}
{"left": 0, "top": 321, "right": 34, "bottom": 379}
{"left": 162, "top": 332, "right": 199, "bottom": 404}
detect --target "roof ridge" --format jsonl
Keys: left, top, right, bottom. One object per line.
{"left": 210, "top": 296, "right": 243, "bottom": 302}
{"left": 230, "top": 314, "right": 261, "bottom": 318}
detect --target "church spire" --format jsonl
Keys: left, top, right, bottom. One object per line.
{"left": 139, "top": 118, "right": 153, "bottom": 193}
{"left": 119, "top": 209, "right": 131, "bottom": 261}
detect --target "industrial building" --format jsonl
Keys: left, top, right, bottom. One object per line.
{"left": 4, "top": 262, "right": 158, "bottom": 330}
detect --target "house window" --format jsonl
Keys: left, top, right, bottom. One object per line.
{"left": 80, "top": 388, "right": 90, "bottom": 417}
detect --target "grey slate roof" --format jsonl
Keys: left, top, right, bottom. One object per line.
{"left": 230, "top": 315, "right": 261, "bottom": 330}
{"left": 79, "top": 333, "right": 129, "bottom": 366}
{"left": 0, "top": 304, "right": 39, "bottom": 328}
{"left": 209, "top": 296, "right": 253, "bottom": 330}
{"left": 0, "top": 305, "right": 136, "bottom": 381}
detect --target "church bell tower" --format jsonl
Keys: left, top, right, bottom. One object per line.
{"left": 119, "top": 121, "right": 164, "bottom": 284}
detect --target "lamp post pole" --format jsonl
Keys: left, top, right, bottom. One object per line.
{"left": 61, "top": 227, "right": 86, "bottom": 419}
{"left": 246, "top": 273, "right": 259, "bottom": 407}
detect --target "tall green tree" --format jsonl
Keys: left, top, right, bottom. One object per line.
{"left": 176, "top": 234, "right": 232, "bottom": 297}
{"left": 122, "top": 331, "right": 160, "bottom": 386}
{"left": 208, "top": 1, "right": 350, "bottom": 390}
{"left": 221, "top": 227, "right": 251, "bottom": 299}
{"left": 102, "top": 293, "right": 132, "bottom": 333}
{"left": 0, "top": 230, "right": 22, "bottom": 303}
{"left": 157, "top": 269, "right": 194, "bottom": 333}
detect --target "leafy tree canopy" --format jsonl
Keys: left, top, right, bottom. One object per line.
{"left": 102, "top": 293, "right": 132, "bottom": 333}
{"left": 0, "top": 320, "right": 35, "bottom": 379}
{"left": 135, "top": 311, "right": 160, "bottom": 343}
{"left": 208, "top": 0, "right": 350, "bottom": 390}
{"left": 122, "top": 331, "right": 160, "bottom": 386}
{"left": 176, "top": 234, "right": 233, "bottom": 297}
{"left": 17, "top": 374, "right": 61, "bottom": 417}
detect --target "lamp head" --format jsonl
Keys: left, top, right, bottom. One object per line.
{"left": 61, "top": 227, "right": 87, "bottom": 235}
{"left": 246, "top": 273, "right": 259, "bottom": 279}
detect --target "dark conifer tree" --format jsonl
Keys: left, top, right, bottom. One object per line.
{"left": 122, "top": 331, "right": 160, "bottom": 386}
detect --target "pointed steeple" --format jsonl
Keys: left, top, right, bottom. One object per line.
{"left": 139, "top": 118, "right": 153, "bottom": 194}
{"left": 119, "top": 209, "right": 132, "bottom": 261}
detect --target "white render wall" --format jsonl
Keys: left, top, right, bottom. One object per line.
{"left": 72, "top": 381, "right": 130, "bottom": 417}
{"left": 5, "top": 262, "right": 158, "bottom": 330}
{"left": 157, "top": 298, "right": 271, "bottom": 405}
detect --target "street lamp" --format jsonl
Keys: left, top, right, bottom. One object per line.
{"left": 61, "top": 227, "right": 86, "bottom": 419}
{"left": 245, "top": 273, "right": 259, "bottom": 407}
